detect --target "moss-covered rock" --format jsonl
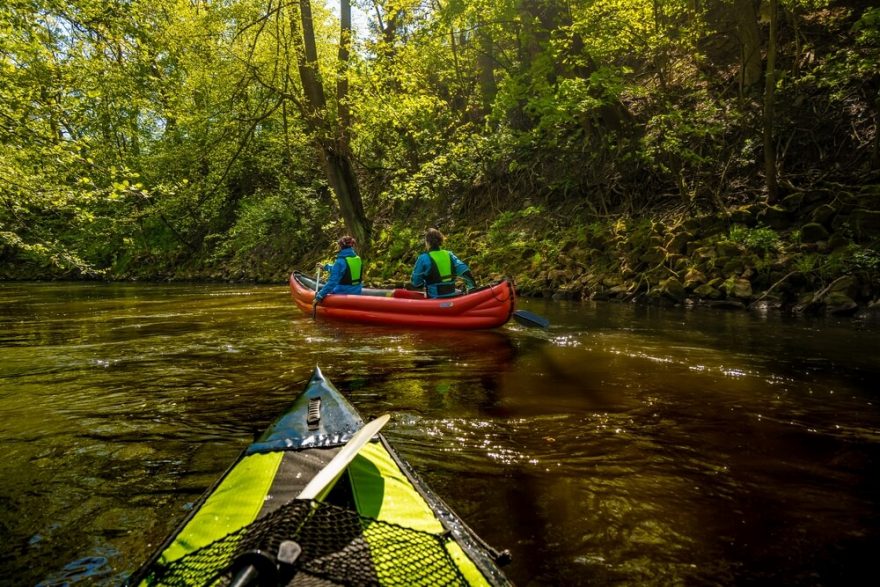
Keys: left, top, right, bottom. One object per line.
{"left": 727, "top": 207, "right": 755, "bottom": 227}
{"left": 721, "top": 258, "right": 747, "bottom": 274}
{"left": 694, "top": 246, "right": 717, "bottom": 260}
{"left": 827, "top": 232, "right": 850, "bottom": 250}
{"left": 828, "top": 275, "right": 860, "bottom": 299}
{"left": 811, "top": 204, "right": 837, "bottom": 227}
{"left": 602, "top": 276, "right": 623, "bottom": 288}
{"left": 756, "top": 205, "right": 790, "bottom": 229}
{"left": 716, "top": 240, "right": 744, "bottom": 257}
{"left": 692, "top": 283, "right": 722, "bottom": 299}
{"left": 782, "top": 193, "right": 804, "bottom": 211}
{"left": 824, "top": 291, "right": 858, "bottom": 316}
{"left": 666, "top": 231, "right": 693, "bottom": 254}
{"left": 684, "top": 268, "right": 707, "bottom": 289}
{"left": 639, "top": 250, "right": 666, "bottom": 265}
{"left": 670, "top": 255, "right": 688, "bottom": 271}
{"left": 723, "top": 277, "right": 753, "bottom": 299}
{"left": 849, "top": 209, "right": 880, "bottom": 241}
{"left": 800, "top": 222, "right": 830, "bottom": 243}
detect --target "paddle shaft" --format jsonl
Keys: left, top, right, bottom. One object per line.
{"left": 298, "top": 414, "right": 390, "bottom": 500}
{"left": 312, "top": 267, "right": 321, "bottom": 320}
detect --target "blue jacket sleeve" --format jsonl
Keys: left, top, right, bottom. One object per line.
{"left": 450, "top": 253, "right": 469, "bottom": 276}
{"left": 316, "top": 258, "right": 345, "bottom": 301}
{"left": 410, "top": 253, "right": 431, "bottom": 287}
{"left": 450, "top": 253, "right": 476, "bottom": 289}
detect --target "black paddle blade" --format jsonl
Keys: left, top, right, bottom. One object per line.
{"left": 512, "top": 310, "right": 549, "bottom": 328}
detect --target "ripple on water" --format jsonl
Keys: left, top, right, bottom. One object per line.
{"left": 2, "top": 284, "right": 879, "bottom": 586}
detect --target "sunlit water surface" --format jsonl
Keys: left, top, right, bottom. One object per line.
{"left": 0, "top": 282, "right": 878, "bottom": 585}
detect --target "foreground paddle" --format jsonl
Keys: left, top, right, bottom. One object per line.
{"left": 297, "top": 413, "right": 391, "bottom": 500}
{"left": 513, "top": 309, "right": 550, "bottom": 328}
{"left": 228, "top": 414, "right": 391, "bottom": 587}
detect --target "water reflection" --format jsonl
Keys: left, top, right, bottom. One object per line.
{"left": 0, "top": 283, "right": 878, "bottom": 585}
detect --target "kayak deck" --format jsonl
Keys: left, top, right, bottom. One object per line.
{"left": 130, "top": 367, "right": 511, "bottom": 586}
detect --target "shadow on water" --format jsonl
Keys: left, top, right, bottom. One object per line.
{"left": 0, "top": 283, "right": 878, "bottom": 585}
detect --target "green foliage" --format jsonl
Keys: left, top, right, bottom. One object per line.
{"left": 365, "top": 224, "right": 423, "bottom": 283}
{"left": 486, "top": 207, "right": 545, "bottom": 249}
{"left": 0, "top": 0, "right": 875, "bottom": 289}
{"left": 848, "top": 246, "right": 880, "bottom": 273}
{"left": 728, "top": 225, "right": 782, "bottom": 255}
{"left": 212, "top": 189, "right": 316, "bottom": 268}
{"left": 790, "top": 244, "right": 879, "bottom": 287}
{"left": 822, "top": 244, "right": 880, "bottom": 281}
{"left": 808, "top": 6, "right": 879, "bottom": 104}
{"left": 793, "top": 253, "right": 819, "bottom": 275}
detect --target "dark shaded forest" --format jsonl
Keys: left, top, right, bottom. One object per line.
{"left": 2, "top": 0, "right": 878, "bottom": 315}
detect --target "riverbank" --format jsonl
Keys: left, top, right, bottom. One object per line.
{"left": 365, "top": 184, "right": 880, "bottom": 319}
{"left": 4, "top": 183, "right": 879, "bottom": 319}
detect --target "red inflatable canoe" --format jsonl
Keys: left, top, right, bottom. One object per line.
{"left": 290, "top": 271, "right": 516, "bottom": 329}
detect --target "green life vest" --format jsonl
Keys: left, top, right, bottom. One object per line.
{"left": 426, "top": 250, "right": 457, "bottom": 296}
{"left": 341, "top": 255, "right": 362, "bottom": 286}
{"left": 427, "top": 250, "right": 454, "bottom": 283}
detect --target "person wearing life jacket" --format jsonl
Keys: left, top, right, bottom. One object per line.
{"left": 411, "top": 228, "right": 476, "bottom": 298}
{"left": 314, "top": 236, "right": 363, "bottom": 304}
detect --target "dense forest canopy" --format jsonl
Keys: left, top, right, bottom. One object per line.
{"left": 1, "top": 1, "right": 878, "bottom": 310}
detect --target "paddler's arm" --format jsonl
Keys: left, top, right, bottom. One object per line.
{"left": 316, "top": 258, "right": 344, "bottom": 302}
{"left": 410, "top": 253, "right": 430, "bottom": 288}
{"left": 450, "top": 253, "right": 476, "bottom": 291}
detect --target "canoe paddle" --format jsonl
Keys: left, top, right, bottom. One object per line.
{"left": 471, "top": 278, "right": 550, "bottom": 328}
{"left": 228, "top": 414, "right": 391, "bottom": 587}
{"left": 312, "top": 267, "right": 321, "bottom": 320}
{"left": 297, "top": 413, "right": 391, "bottom": 500}
{"left": 512, "top": 309, "right": 550, "bottom": 329}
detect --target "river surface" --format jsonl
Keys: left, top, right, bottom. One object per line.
{"left": 0, "top": 282, "right": 878, "bottom": 586}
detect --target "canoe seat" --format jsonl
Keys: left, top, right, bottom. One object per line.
{"left": 391, "top": 289, "right": 426, "bottom": 299}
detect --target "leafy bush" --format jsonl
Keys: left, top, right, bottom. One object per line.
{"left": 486, "top": 206, "right": 544, "bottom": 249}
{"left": 728, "top": 225, "right": 781, "bottom": 255}
{"left": 825, "top": 244, "right": 880, "bottom": 281}
{"left": 212, "top": 188, "right": 318, "bottom": 270}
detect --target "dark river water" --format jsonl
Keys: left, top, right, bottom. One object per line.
{"left": 0, "top": 282, "right": 878, "bottom": 586}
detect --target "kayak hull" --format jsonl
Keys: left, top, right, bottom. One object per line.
{"left": 290, "top": 271, "right": 516, "bottom": 330}
{"left": 131, "top": 367, "right": 510, "bottom": 586}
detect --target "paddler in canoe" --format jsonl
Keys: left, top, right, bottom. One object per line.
{"left": 313, "top": 235, "right": 364, "bottom": 312}
{"left": 411, "top": 228, "right": 477, "bottom": 298}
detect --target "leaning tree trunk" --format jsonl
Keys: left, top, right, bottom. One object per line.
{"left": 292, "top": 0, "right": 370, "bottom": 247}
{"left": 763, "top": 0, "right": 779, "bottom": 204}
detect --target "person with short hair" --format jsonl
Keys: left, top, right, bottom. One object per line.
{"left": 314, "top": 236, "right": 363, "bottom": 304}
{"left": 411, "top": 228, "right": 476, "bottom": 298}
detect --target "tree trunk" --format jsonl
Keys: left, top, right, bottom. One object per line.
{"left": 873, "top": 92, "right": 880, "bottom": 170}
{"left": 763, "top": 0, "right": 779, "bottom": 203}
{"left": 291, "top": 0, "right": 370, "bottom": 247}
{"left": 337, "top": 0, "right": 352, "bottom": 134}
{"left": 735, "top": 0, "right": 763, "bottom": 92}
{"left": 319, "top": 146, "right": 369, "bottom": 247}
{"left": 477, "top": 30, "right": 497, "bottom": 118}
{"left": 295, "top": 0, "right": 326, "bottom": 122}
